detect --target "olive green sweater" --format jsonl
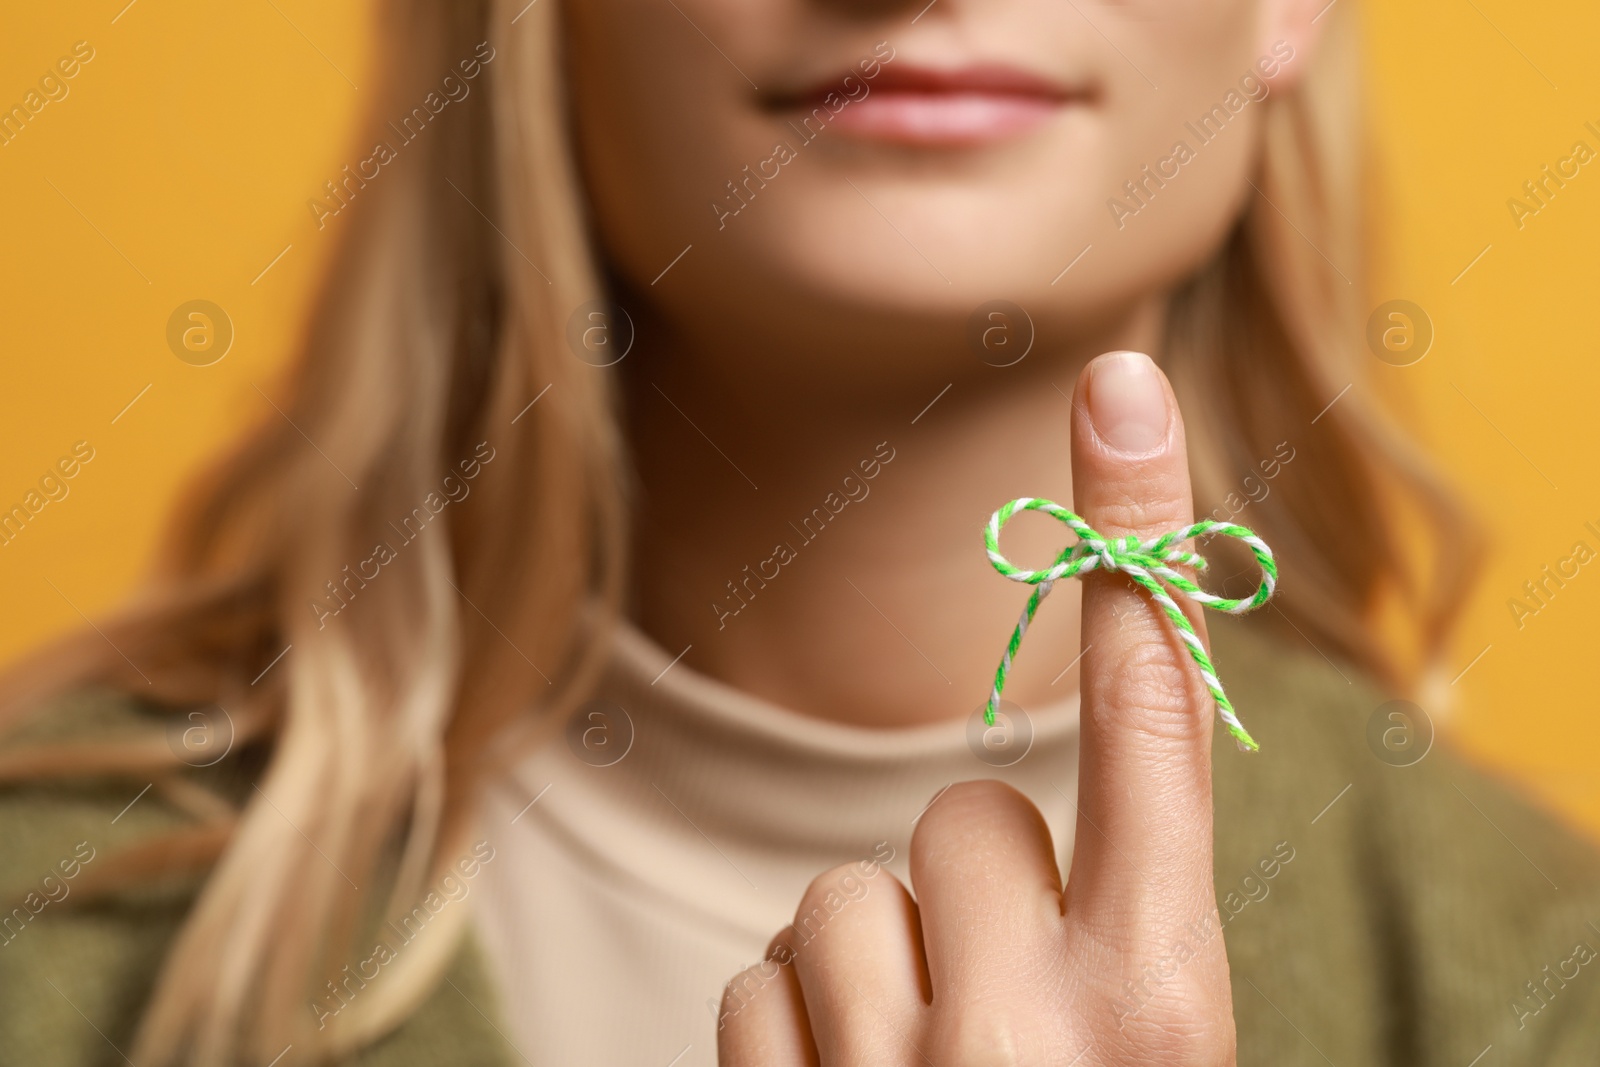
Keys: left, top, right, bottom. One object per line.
{"left": 2, "top": 618, "right": 1598, "bottom": 1065}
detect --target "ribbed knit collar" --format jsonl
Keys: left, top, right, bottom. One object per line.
{"left": 490, "top": 618, "right": 1084, "bottom": 939}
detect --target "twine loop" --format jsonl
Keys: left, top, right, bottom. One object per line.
{"left": 982, "top": 497, "right": 1278, "bottom": 752}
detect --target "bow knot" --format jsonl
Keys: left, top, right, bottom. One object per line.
{"left": 982, "top": 498, "right": 1278, "bottom": 752}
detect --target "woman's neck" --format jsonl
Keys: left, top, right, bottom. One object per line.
{"left": 623, "top": 300, "right": 1166, "bottom": 728}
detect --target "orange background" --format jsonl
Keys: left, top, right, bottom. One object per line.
{"left": 2, "top": 2, "right": 1597, "bottom": 836}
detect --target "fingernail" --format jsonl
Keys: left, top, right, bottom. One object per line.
{"left": 1087, "top": 351, "right": 1167, "bottom": 455}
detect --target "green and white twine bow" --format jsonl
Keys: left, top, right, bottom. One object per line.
{"left": 983, "top": 498, "right": 1278, "bottom": 752}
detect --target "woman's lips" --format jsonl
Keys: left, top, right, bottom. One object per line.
{"left": 778, "top": 65, "right": 1081, "bottom": 147}
{"left": 826, "top": 92, "right": 1062, "bottom": 144}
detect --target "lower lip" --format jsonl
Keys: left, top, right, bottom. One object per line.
{"left": 806, "top": 92, "right": 1065, "bottom": 146}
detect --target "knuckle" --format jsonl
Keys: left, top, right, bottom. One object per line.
{"left": 1091, "top": 498, "right": 1160, "bottom": 539}
{"left": 789, "top": 861, "right": 878, "bottom": 950}
{"left": 1092, "top": 953, "right": 1236, "bottom": 1067}
{"left": 933, "top": 1010, "right": 1029, "bottom": 1067}
{"left": 797, "top": 860, "right": 871, "bottom": 912}
{"left": 718, "top": 958, "right": 787, "bottom": 1023}
{"left": 912, "top": 779, "right": 1026, "bottom": 852}
{"left": 1084, "top": 478, "right": 1189, "bottom": 539}
{"left": 764, "top": 925, "right": 799, "bottom": 966}
{"left": 930, "top": 1005, "right": 1081, "bottom": 1066}
{"left": 1113, "top": 1002, "right": 1236, "bottom": 1067}
{"left": 799, "top": 861, "right": 862, "bottom": 905}
{"left": 934, "top": 778, "right": 1024, "bottom": 816}
{"left": 1095, "top": 634, "right": 1207, "bottom": 746}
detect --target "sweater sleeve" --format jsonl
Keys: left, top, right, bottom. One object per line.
{"left": 1359, "top": 716, "right": 1600, "bottom": 1065}
{"left": 1209, "top": 617, "right": 1600, "bottom": 1067}
{"left": 0, "top": 688, "right": 517, "bottom": 1067}
{"left": 0, "top": 690, "right": 198, "bottom": 1067}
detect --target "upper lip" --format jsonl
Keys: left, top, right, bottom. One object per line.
{"left": 769, "top": 62, "right": 1082, "bottom": 109}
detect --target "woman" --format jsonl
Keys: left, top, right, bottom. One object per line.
{"left": 2, "top": 0, "right": 1596, "bottom": 1064}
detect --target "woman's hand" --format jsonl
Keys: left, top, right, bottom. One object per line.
{"left": 718, "top": 351, "right": 1237, "bottom": 1066}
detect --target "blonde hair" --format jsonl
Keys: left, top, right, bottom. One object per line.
{"left": 0, "top": 0, "right": 1473, "bottom": 1062}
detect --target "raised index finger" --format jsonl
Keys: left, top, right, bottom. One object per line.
{"left": 1063, "top": 350, "right": 1221, "bottom": 938}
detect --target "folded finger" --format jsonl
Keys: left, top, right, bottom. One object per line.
{"left": 716, "top": 954, "right": 818, "bottom": 1067}
{"left": 771, "top": 862, "right": 928, "bottom": 1063}
{"left": 908, "top": 780, "right": 1065, "bottom": 1006}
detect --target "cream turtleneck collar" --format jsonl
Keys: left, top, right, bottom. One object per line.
{"left": 472, "top": 618, "right": 1082, "bottom": 1066}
